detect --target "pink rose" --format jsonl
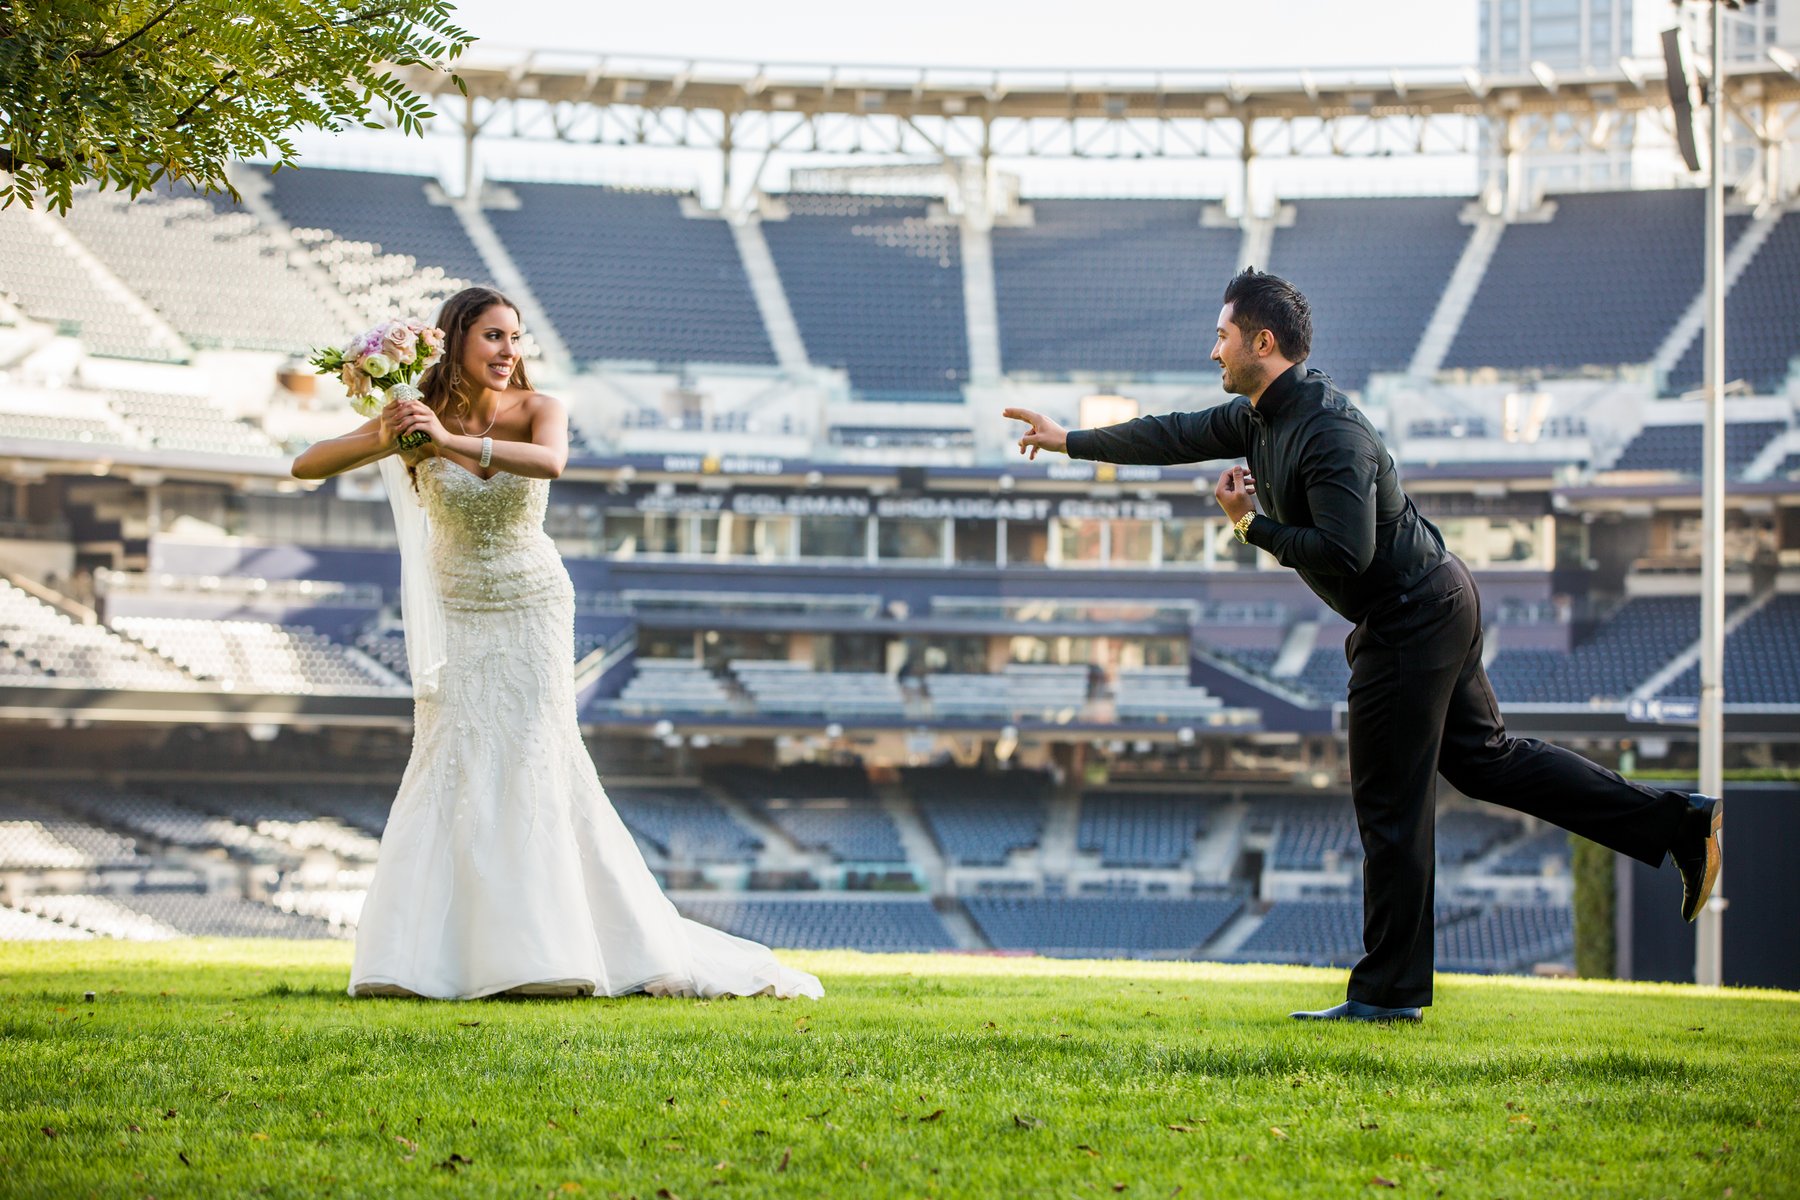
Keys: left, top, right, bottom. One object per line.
{"left": 382, "top": 324, "right": 418, "bottom": 364}
{"left": 340, "top": 361, "right": 372, "bottom": 399}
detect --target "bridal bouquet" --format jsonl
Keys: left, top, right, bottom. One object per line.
{"left": 310, "top": 318, "right": 447, "bottom": 448}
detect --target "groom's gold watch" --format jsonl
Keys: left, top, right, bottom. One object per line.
{"left": 1232, "top": 511, "right": 1256, "bottom": 544}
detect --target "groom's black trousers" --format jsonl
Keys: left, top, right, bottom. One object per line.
{"left": 1343, "top": 555, "right": 1688, "bottom": 1008}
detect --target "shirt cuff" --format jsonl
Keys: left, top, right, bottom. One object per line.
{"left": 1243, "top": 513, "right": 1275, "bottom": 550}
{"left": 1064, "top": 429, "right": 1092, "bottom": 461}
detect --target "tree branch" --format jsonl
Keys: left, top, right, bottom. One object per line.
{"left": 170, "top": 69, "right": 240, "bottom": 129}
{"left": 77, "top": 1, "right": 181, "bottom": 60}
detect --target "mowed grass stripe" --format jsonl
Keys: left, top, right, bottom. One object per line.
{"left": 2, "top": 942, "right": 1795, "bottom": 1198}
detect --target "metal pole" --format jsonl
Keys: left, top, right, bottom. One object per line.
{"left": 1696, "top": 0, "right": 1727, "bottom": 987}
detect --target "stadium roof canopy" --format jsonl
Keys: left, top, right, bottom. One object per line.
{"left": 395, "top": 49, "right": 1800, "bottom": 197}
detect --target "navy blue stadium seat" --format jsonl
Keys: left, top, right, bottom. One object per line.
{"left": 762, "top": 194, "right": 968, "bottom": 398}
{"left": 1666, "top": 211, "right": 1800, "bottom": 394}
{"left": 992, "top": 199, "right": 1238, "bottom": 379}
{"left": 487, "top": 183, "right": 775, "bottom": 366}
{"left": 1267, "top": 196, "right": 1472, "bottom": 392}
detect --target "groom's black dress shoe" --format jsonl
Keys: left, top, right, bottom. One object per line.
{"left": 1672, "top": 793, "right": 1724, "bottom": 922}
{"left": 1289, "top": 1000, "right": 1422, "bottom": 1023}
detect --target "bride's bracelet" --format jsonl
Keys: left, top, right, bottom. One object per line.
{"left": 479, "top": 436, "right": 493, "bottom": 469}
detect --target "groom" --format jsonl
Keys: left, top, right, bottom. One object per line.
{"left": 1005, "top": 268, "right": 1723, "bottom": 1022}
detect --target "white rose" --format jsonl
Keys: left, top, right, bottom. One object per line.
{"left": 361, "top": 352, "right": 395, "bottom": 378}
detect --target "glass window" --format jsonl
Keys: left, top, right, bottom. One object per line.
{"left": 602, "top": 512, "right": 681, "bottom": 556}
{"left": 1005, "top": 519, "right": 1050, "bottom": 566}
{"left": 1112, "top": 520, "right": 1156, "bottom": 565}
{"left": 1162, "top": 518, "right": 1211, "bottom": 567}
{"left": 954, "top": 518, "right": 997, "bottom": 565}
{"left": 708, "top": 513, "right": 794, "bottom": 562}
{"left": 799, "top": 515, "right": 865, "bottom": 559}
{"left": 1055, "top": 518, "right": 1105, "bottom": 565}
{"left": 878, "top": 517, "right": 943, "bottom": 561}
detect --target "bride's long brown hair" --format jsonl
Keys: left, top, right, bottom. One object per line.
{"left": 418, "top": 286, "right": 535, "bottom": 428}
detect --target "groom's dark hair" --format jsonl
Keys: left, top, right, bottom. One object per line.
{"left": 1222, "top": 267, "right": 1312, "bottom": 362}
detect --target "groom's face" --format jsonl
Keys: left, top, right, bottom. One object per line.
{"left": 1212, "top": 302, "right": 1260, "bottom": 396}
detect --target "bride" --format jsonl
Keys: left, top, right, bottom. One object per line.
{"left": 292, "top": 286, "right": 822, "bottom": 1001}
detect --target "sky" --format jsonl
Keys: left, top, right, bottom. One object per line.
{"left": 449, "top": 0, "right": 1478, "bottom": 71}
{"left": 291, "top": 0, "right": 1485, "bottom": 200}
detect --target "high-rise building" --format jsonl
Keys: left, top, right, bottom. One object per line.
{"left": 1479, "top": 0, "right": 1790, "bottom": 197}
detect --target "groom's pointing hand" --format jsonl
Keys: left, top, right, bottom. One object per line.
{"left": 1003, "top": 408, "right": 1069, "bottom": 460}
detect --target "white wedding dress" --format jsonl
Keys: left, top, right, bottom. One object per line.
{"left": 349, "top": 456, "right": 822, "bottom": 1000}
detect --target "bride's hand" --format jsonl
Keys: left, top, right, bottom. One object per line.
{"left": 389, "top": 398, "right": 448, "bottom": 450}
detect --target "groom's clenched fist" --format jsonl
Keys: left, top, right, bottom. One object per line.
{"left": 1003, "top": 408, "right": 1068, "bottom": 460}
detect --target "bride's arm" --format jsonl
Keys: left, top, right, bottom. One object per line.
{"left": 291, "top": 410, "right": 403, "bottom": 481}
{"left": 393, "top": 393, "right": 570, "bottom": 480}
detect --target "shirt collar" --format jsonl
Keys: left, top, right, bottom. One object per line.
{"left": 1249, "top": 363, "right": 1306, "bottom": 425}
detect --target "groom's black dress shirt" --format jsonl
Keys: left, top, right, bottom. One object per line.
{"left": 1065, "top": 364, "right": 1448, "bottom": 624}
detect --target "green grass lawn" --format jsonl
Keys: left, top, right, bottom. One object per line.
{"left": 3, "top": 941, "right": 1796, "bottom": 1199}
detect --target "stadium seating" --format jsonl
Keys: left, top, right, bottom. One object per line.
{"left": 113, "top": 616, "right": 399, "bottom": 695}
{"left": 1491, "top": 596, "right": 1709, "bottom": 704}
{"left": 1266, "top": 196, "right": 1472, "bottom": 392}
{"left": 0, "top": 408, "right": 140, "bottom": 448}
{"left": 1234, "top": 898, "right": 1363, "bottom": 963}
{"left": 1436, "top": 903, "right": 1573, "bottom": 973}
{"left": 1483, "top": 649, "right": 1569, "bottom": 705}
{"left": 1235, "top": 898, "right": 1566, "bottom": 972}
{"left": 168, "top": 784, "right": 383, "bottom": 861}
{"left": 926, "top": 663, "right": 1090, "bottom": 721}
{"left": 1078, "top": 792, "right": 1216, "bottom": 869}
{"left": 103, "top": 389, "right": 285, "bottom": 458}
{"left": 617, "top": 659, "right": 736, "bottom": 714}
{"left": 1436, "top": 808, "right": 1524, "bottom": 864}
{"left": 763, "top": 194, "right": 968, "bottom": 398}
{"left": 45, "top": 784, "right": 292, "bottom": 861}
{"left": 1658, "top": 595, "right": 1800, "bottom": 705}
{"left": 606, "top": 785, "right": 762, "bottom": 863}
{"left": 962, "top": 896, "right": 1243, "bottom": 957}
{"left": 991, "top": 199, "right": 1239, "bottom": 376}
{"left": 905, "top": 768, "right": 1051, "bottom": 866}
{"left": 756, "top": 801, "right": 908, "bottom": 864}
{"left": 1609, "top": 421, "right": 1786, "bottom": 476}
{"left": 0, "top": 582, "right": 198, "bottom": 691}
{"left": 1113, "top": 667, "right": 1226, "bottom": 721}
{"left": 1445, "top": 189, "right": 1724, "bottom": 373}
{"left": 0, "top": 199, "right": 185, "bottom": 360}
{"left": 0, "top": 796, "right": 147, "bottom": 869}
{"left": 262, "top": 165, "right": 490, "bottom": 326}
{"left": 486, "top": 182, "right": 774, "bottom": 365}
{"left": 1666, "top": 210, "right": 1800, "bottom": 394}
{"left": 1264, "top": 796, "right": 1360, "bottom": 871}
{"left": 60, "top": 182, "right": 341, "bottom": 353}
{"left": 672, "top": 896, "right": 955, "bottom": 952}
{"left": 23, "top": 890, "right": 341, "bottom": 939}
{"left": 1490, "top": 828, "right": 1572, "bottom": 876}
{"left": 19, "top": 893, "right": 183, "bottom": 940}
{"left": 0, "top": 904, "right": 97, "bottom": 940}
{"left": 732, "top": 660, "right": 906, "bottom": 718}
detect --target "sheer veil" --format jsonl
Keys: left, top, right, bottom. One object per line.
{"left": 377, "top": 452, "right": 447, "bottom": 697}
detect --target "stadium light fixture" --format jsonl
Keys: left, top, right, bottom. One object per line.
{"left": 1662, "top": 27, "right": 1704, "bottom": 173}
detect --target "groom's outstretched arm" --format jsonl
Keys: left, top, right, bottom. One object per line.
{"left": 1005, "top": 403, "right": 1250, "bottom": 466}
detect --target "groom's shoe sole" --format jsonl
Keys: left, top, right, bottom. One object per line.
{"left": 1290, "top": 1001, "right": 1422, "bottom": 1023}
{"left": 1677, "top": 794, "right": 1724, "bottom": 923}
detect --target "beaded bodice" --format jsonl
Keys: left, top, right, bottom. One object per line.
{"left": 416, "top": 458, "right": 563, "bottom": 611}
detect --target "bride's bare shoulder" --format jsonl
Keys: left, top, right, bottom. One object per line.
{"left": 516, "top": 390, "right": 566, "bottom": 425}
